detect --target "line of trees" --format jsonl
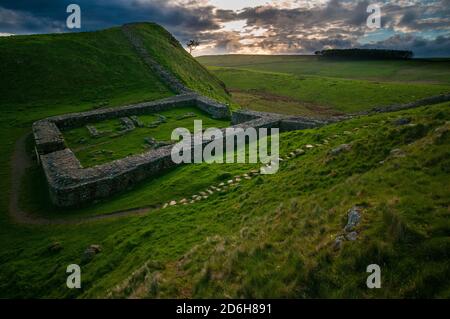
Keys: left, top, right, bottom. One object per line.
{"left": 314, "top": 48, "right": 414, "bottom": 60}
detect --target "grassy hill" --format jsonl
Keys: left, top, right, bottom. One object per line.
{"left": 129, "top": 23, "right": 231, "bottom": 104}
{"left": 198, "top": 55, "right": 450, "bottom": 116}
{"left": 2, "top": 101, "right": 449, "bottom": 298}
{"left": 0, "top": 25, "right": 448, "bottom": 298}
{"left": 0, "top": 27, "right": 173, "bottom": 113}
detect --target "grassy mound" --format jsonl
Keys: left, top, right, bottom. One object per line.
{"left": 128, "top": 23, "right": 231, "bottom": 104}
{"left": 3, "top": 102, "right": 449, "bottom": 298}
{"left": 0, "top": 27, "right": 173, "bottom": 113}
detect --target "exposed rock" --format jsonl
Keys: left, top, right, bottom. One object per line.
{"left": 156, "top": 114, "right": 167, "bottom": 123}
{"left": 120, "top": 117, "right": 136, "bottom": 131}
{"left": 130, "top": 115, "right": 144, "bottom": 128}
{"left": 393, "top": 117, "right": 411, "bottom": 126}
{"left": 305, "top": 144, "right": 314, "bottom": 149}
{"left": 390, "top": 148, "right": 406, "bottom": 158}
{"left": 176, "top": 112, "right": 196, "bottom": 120}
{"left": 90, "top": 245, "right": 102, "bottom": 253}
{"left": 86, "top": 125, "right": 100, "bottom": 138}
{"left": 144, "top": 137, "right": 157, "bottom": 147}
{"left": 48, "top": 242, "right": 63, "bottom": 253}
{"left": 333, "top": 236, "right": 345, "bottom": 251}
{"left": 344, "top": 206, "right": 362, "bottom": 232}
{"left": 330, "top": 144, "right": 352, "bottom": 156}
{"left": 82, "top": 244, "right": 102, "bottom": 263}
{"left": 169, "top": 200, "right": 177, "bottom": 206}
{"left": 346, "top": 231, "right": 358, "bottom": 241}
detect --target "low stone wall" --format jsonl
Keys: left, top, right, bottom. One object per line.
{"left": 364, "top": 93, "right": 450, "bottom": 115}
{"left": 33, "top": 120, "right": 66, "bottom": 154}
{"left": 40, "top": 115, "right": 280, "bottom": 207}
{"left": 34, "top": 94, "right": 230, "bottom": 156}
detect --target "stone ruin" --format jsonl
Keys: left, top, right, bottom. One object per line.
{"left": 33, "top": 93, "right": 334, "bottom": 208}
{"left": 33, "top": 91, "right": 450, "bottom": 208}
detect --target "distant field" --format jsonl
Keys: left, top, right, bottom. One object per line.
{"left": 209, "top": 67, "right": 449, "bottom": 115}
{"left": 64, "top": 106, "right": 230, "bottom": 167}
{"left": 198, "top": 55, "right": 450, "bottom": 116}
{"left": 198, "top": 55, "right": 450, "bottom": 84}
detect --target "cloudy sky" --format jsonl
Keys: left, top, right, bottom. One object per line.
{"left": 0, "top": 0, "right": 449, "bottom": 57}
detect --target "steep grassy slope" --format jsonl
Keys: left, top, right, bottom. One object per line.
{"left": 105, "top": 102, "right": 450, "bottom": 299}
{"left": 0, "top": 25, "right": 448, "bottom": 299}
{"left": 129, "top": 23, "right": 231, "bottom": 104}
{"left": 1, "top": 102, "right": 449, "bottom": 298}
{"left": 198, "top": 55, "right": 450, "bottom": 84}
{"left": 0, "top": 27, "right": 174, "bottom": 112}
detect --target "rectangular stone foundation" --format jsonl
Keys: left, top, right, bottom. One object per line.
{"left": 34, "top": 95, "right": 330, "bottom": 208}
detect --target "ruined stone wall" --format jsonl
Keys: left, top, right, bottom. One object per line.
{"left": 33, "top": 120, "right": 66, "bottom": 154}
{"left": 40, "top": 115, "right": 280, "bottom": 207}
{"left": 34, "top": 94, "right": 230, "bottom": 156}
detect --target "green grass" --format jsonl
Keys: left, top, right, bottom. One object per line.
{"left": 198, "top": 55, "right": 450, "bottom": 116}
{"left": 0, "top": 25, "right": 449, "bottom": 299}
{"left": 208, "top": 67, "right": 449, "bottom": 114}
{"left": 3, "top": 102, "right": 449, "bottom": 298}
{"left": 198, "top": 55, "right": 450, "bottom": 84}
{"left": 129, "top": 23, "right": 231, "bottom": 104}
{"left": 0, "top": 27, "right": 174, "bottom": 112}
{"left": 0, "top": 23, "right": 237, "bottom": 298}
{"left": 64, "top": 106, "right": 230, "bottom": 167}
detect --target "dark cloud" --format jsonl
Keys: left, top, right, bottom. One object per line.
{"left": 0, "top": 0, "right": 449, "bottom": 57}
{"left": 363, "top": 34, "right": 450, "bottom": 57}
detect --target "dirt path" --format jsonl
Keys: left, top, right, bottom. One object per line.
{"left": 9, "top": 134, "right": 158, "bottom": 226}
